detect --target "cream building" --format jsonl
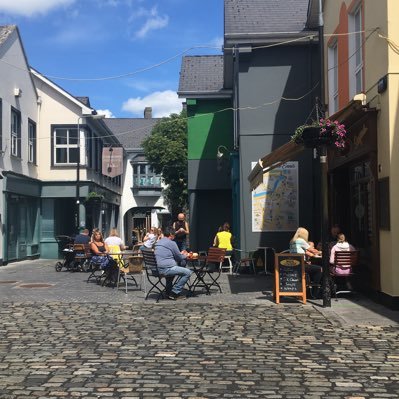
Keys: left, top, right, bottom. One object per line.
{"left": 320, "top": 0, "right": 399, "bottom": 307}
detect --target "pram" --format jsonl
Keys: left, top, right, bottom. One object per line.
{"left": 54, "top": 235, "right": 76, "bottom": 272}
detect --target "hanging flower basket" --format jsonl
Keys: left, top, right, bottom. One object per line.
{"left": 85, "top": 191, "right": 104, "bottom": 205}
{"left": 291, "top": 119, "right": 347, "bottom": 149}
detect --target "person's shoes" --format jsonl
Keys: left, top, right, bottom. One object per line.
{"left": 168, "top": 292, "right": 187, "bottom": 300}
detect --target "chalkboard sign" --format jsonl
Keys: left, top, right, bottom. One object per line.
{"left": 274, "top": 254, "right": 306, "bottom": 304}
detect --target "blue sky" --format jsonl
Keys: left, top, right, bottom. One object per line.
{"left": 0, "top": 0, "right": 223, "bottom": 117}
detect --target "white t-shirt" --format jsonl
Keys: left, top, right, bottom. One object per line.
{"left": 144, "top": 233, "right": 157, "bottom": 248}
{"left": 105, "top": 236, "right": 123, "bottom": 247}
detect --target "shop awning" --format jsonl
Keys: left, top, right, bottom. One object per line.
{"left": 248, "top": 100, "right": 365, "bottom": 190}
{"left": 248, "top": 141, "right": 305, "bottom": 190}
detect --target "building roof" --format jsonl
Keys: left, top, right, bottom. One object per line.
{"left": 0, "top": 25, "right": 15, "bottom": 46}
{"left": 178, "top": 55, "right": 230, "bottom": 98}
{"left": 75, "top": 96, "right": 91, "bottom": 107}
{"left": 224, "top": 0, "right": 312, "bottom": 40}
{"left": 103, "top": 118, "right": 160, "bottom": 149}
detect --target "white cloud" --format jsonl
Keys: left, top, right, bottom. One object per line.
{"left": 122, "top": 90, "right": 183, "bottom": 118}
{"left": 96, "top": 109, "right": 115, "bottom": 118}
{"left": 0, "top": 0, "right": 75, "bottom": 17}
{"left": 130, "top": 6, "right": 169, "bottom": 38}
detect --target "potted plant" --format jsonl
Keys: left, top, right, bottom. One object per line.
{"left": 291, "top": 118, "right": 347, "bottom": 149}
{"left": 85, "top": 191, "right": 104, "bottom": 203}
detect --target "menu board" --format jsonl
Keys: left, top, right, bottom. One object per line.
{"left": 274, "top": 254, "right": 306, "bottom": 304}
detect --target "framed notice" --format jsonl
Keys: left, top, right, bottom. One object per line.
{"left": 274, "top": 253, "right": 306, "bottom": 304}
{"left": 251, "top": 161, "right": 298, "bottom": 232}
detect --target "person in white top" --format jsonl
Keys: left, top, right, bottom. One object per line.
{"left": 329, "top": 233, "right": 355, "bottom": 264}
{"left": 141, "top": 227, "right": 158, "bottom": 250}
{"left": 104, "top": 228, "right": 126, "bottom": 251}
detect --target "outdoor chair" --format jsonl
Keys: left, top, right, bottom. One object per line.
{"left": 73, "top": 243, "right": 91, "bottom": 272}
{"left": 117, "top": 255, "right": 145, "bottom": 294}
{"left": 232, "top": 249, "right": 256, "bottom": 275}
{"left": 199, "top": 247, "right": 226, "bottom": 293}
{"left": 331, "top": 250, "right": 359, "bottom": 299}
{"left": 141, "top": 249, "right": 176, "bottom": 302}
{"left": 86, "top": 257, "right": 105, "bottom": 285}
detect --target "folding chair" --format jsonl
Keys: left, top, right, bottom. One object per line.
{"left": 202, "top": 247, "right": 226, "bottom": 293}
{"left": 141, "top": 249, "right": 175, "bottom": 302}
{"left": 232, "top": 249, "right": 256, "bottom": 275}
{"left": 117, "top": 255, "right": 144, "bottom": 294}
{"left": 73, "top": 244, "right": 91, "bottom": 272}
{"left": 331, "top": 250, "right": 359, "bottom": 299}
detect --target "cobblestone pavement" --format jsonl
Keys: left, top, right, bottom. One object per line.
{"left": 0, "top": 260, "right": 399, "bottom": 398}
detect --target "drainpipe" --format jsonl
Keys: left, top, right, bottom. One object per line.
{"left": 318, "top": 0, "right": 332, "bottom": 308}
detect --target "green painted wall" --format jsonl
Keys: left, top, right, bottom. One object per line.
{"left": 187, "top": 98, "right": 233, "bottom": 160}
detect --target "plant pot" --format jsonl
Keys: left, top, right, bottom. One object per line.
{"left": 300, "top": 126, "right": 335, "bottom": 148}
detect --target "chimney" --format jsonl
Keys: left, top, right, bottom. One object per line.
{"left": 144, "top": 107, "right": 152, "bottom": 119}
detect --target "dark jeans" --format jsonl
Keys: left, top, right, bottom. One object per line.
{"left": 305, "top": 264, "right": 322, "bottom": 285}
{"left": 174, "top": 238, "right": 187, "bottom": 251}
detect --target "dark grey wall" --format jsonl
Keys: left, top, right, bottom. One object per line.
{"left": 189, "top": 189, "right": 232, "bottom": 252}
{"left": 238, "top": 44, "right": 321, "bottom": 252}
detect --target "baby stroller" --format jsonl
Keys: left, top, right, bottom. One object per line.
{"left": 54, "top": 235, "right": 75, "bottom": 272}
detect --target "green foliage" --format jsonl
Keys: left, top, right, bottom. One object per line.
{"left": 142, "top": 111, "right": 188, "bottom": 216}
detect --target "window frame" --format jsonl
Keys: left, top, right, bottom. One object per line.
{"left": 328, "top": 41, "right": 339, "bottom": 115}
{"left": 28, "top": 119, "right": 37, "bottom": 164}
{"left": 11, "top": 107, "right": 21, "bottom": 158}
{"left": 132, "top": 163, "right": 161, "bottom": 188}
{"left": 349, "top": 4, "right": 363, "bottom": 98}
{"left": 52, "top": 125, "right": 86, "bottom": 167}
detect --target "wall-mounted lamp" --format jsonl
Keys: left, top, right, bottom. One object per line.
{"left": 216, "top": 145, "right": 229, "bottom": 159}
{"left": 14, "top": 88, "right": 22, "bottom": 97}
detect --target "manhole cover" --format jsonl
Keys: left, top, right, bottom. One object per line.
{"left": 18, "top": 283, "right": 54, "bottom": 289}
{"left": 0, "top": 280, "right": 18, "bottom": 284}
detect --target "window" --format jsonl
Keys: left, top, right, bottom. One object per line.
{"left": 133, "top": 164, "right": 161, "bottom": 188}
{"left": 53, "top": 127, "right": 86, "bottom": 165}
{"left": 11, "top": 107, "right": 21, "bottom": 157}
{"left": 328, "top": 42, "right": 339, "bottom": 114}
{"left": 28, "top": 119, "right": 36, "bottom": 163}
{"left": 349, "top": 5, "right": 363, "bottom": 98}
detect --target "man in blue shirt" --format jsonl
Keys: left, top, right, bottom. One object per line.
{"left": 155, "top": 227, "right": 192, "bottom": 300}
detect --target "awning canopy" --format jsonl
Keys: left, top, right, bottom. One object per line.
{"left": 248, "top": 100, "right": 365, "bottom": 190}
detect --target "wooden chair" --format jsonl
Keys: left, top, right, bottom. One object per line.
{"left": 200, "top": 247, "right": 226, "bottom": 293}
{"left": 331, "top": 250, "right": 359, "bottom": 298}
{"left": 117, "top": 255, "right": 143, "bottom": 294}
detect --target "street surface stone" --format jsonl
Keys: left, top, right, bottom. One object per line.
{"left": 0, "top": 259, "right": 398, "bottom": 398}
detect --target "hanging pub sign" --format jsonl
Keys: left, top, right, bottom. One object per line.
{"left": 274, "top": 253, "right": 306, "bottom": 304}
{"left": 102, "top": 147, "right": 123, "bottom": 178}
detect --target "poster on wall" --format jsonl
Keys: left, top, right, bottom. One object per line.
{"left": 251, "top": 161, "right": 298, "bottom": 232}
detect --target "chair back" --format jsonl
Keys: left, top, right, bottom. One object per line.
{"left": 73, "top": 243, "right": 91, "bottom": 259}
{"left": 141, "top": 249, "right": 159, "bottom": 277}
{"left": 206, "top": 247, "right": 226, "bottom": 264}
{"left": 127, "top": 255, "right": 144, "bottom": 273}
{"left": 333, "top": 250, "right": 359, "bottom": 275}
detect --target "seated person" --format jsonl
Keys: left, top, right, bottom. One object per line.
{"left": 305, "top": 241, "right": 321, "bottom": 259}
{"left": 329, "top": 233, "right": 356, "bottom": 274}
{"left": 104, "top": 228, "right": 126, "bottom": 251}
{"left": 140, "top": 227, "right": 158, "bottom": 250}
{"left": 290, "top": 227, "right": 322, "bottom": 289}
{"left": 90, "top": 230, "right": 111, "bottom": 269}
{"left": 74, "top": 228, "right": 90, "bottom": 244}
{"left": 154, "top": 227, "right": 192, "bottom": 300}
{"left": 213, "top": 222, "right": 234, "bottom": 266}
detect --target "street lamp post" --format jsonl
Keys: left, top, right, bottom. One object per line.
{"left": 76, "top": 113, "right": 105, "bottom": 232}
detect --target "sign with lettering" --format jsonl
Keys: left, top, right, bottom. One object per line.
{"left": 274, "top": 253, "right": 306, "bottom": 304}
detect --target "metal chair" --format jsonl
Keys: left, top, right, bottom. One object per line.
{"left": 117, "top": 255, "right": 143, "bottom": 294}
{"left": 200, "top": 247, "right": 226, "bottom": 293}
{"left": 232, "top": 249, "right": 256, "bottom": 275}
{"left": 331, "top": 250, "right": 359, "bottom": 298}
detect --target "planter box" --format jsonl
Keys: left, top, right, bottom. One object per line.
{"left": 298, "top": 126, "right": 335, "bottom": 148}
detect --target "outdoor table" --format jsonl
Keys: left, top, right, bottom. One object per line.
{"left": 186, "top": 257, "right": 211, "bottom": 295}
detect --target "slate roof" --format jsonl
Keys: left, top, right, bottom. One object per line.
{"left": 178, "top": 55, "right": 227, "bottom": 96}
{"left": 0, "top": 25, "right": 15, "bottom": 46}
{"left": 75, "top": 96, "right": 91, "bottom": 107}
{"left": 103, "top": 118, "right": 160, "bottom": 150}
{"left": 225, "top": 0, "right": 311, "bottom": 37}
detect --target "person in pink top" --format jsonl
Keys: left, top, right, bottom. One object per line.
{"left": 329, "top": 233, "right": 356, "bottom": 275}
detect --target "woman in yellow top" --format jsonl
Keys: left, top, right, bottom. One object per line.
{"left": 213, "top": 222, "right": 234, "bottom": 253}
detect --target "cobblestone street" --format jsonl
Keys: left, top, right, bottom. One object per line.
{"left": 1, "top": 260, "right": 399, "bottom": 398}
